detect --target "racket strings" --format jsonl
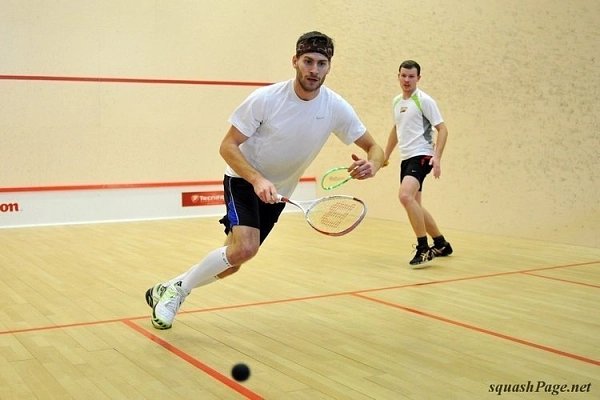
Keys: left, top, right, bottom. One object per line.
{"left": 323, "top": 171, "right": 348, "bottom": 185}
{"left": 321, "top": 168, "right": 352, "bottom": 190}
{"left": 307, "top": 199, "right": 364, "bottom": 233}
{"left": 319, "top": 201, "right": 358, "bottom": 228}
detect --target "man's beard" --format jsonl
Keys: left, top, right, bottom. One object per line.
{"left": 297, "top": 72, "right": 325, "bottom": 93}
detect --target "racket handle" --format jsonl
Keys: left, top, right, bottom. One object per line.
{"left": 276, "top": 194, "right": 288, "bottom": 203}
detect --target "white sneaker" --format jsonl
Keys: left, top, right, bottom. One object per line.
{"left": 145, "top": 283, "right": 166, "bottom": 308}
{"left": 151, "top": 281, "right": 189, "bottom": 330}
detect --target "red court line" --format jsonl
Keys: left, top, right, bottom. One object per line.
{"left": 0, "top": 181, "right": 221, "bottom": 193}
{"left": 0, "top": 74, "right": 272, "bottom": 87}
{"left": 122, "top": 320, "right": 263, "bottom": 400}
{"left": 0, "top": 177, "right": 316, "bottom": 193}
{"left": 0, "top": 317, "right": 124, "bottom": 335}
{"left": 521, "top": 272, "right": 600, "bottom": 288}
{"left": 175, "top": 261, "right": 599, "bottom": 316}
{"left": 352, "top": 293, "right": 600, "bottom": 367}
{"left": 1, "top": 260, "right": 597, "bottom": 337}
{"left": 355, "top": 260, "right": 600, "bottom": 294}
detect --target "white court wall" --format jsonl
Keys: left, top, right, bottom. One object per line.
{"left": 1, "top": 0, "right": 599, "bottom": 247}
{"left": 0, "top": 0, "right": 314, "bottom": 185}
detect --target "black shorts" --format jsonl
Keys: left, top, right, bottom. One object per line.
{"left": 400, "top": 155, "right": 433, "bottom": 191}
{"left": 219, "top": 175, "right": 286, "bottom": 244}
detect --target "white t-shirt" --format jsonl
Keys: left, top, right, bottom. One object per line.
{"left": 393, "top": 88, "right": 444, "bottom": 160}
{"left": 226, "top": 79, "right": 366, "bottom": 196}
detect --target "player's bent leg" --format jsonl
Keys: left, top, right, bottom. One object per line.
{"left": 217, "top": 265, "right": 241, "bottom": 279}
{"left": 398, "top": 176, "right": 420, "bottom": 209}
{"left": 398, "top": 178, "right": 426, "bottom": 234}
{"left": 225, "top": 225, "right": 261, "bottom": 265}
{"left": 151, "top": 227, "right": 260, "bottom": 330}
{"left": 215, "top": 233, "right": 244, "bottom": 279}
{"left": 399, "top": 178, "right": 434, "bottom": 267}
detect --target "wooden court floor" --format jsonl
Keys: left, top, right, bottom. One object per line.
{"left": 0, "top": 214, "right": 598, "bottom": 399}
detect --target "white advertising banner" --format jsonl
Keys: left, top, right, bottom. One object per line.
{"left": 0, "top": 179, "right": 316, "bottom": 228}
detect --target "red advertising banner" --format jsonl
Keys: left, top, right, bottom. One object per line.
{"left": 181, "top": 191, "right": 225, "bottom": 207}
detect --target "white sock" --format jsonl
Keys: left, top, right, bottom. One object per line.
{"left": 178, "top": 246, "right": 231, "bottom": 292}
{"left": 164, "top": 274, "right": 217, "bottom": 289}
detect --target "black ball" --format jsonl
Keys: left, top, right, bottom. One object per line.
{"left": 231, "top": 363, "right": 250, "bottom": 381}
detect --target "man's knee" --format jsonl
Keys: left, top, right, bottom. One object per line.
{"left": 227, "top": 240, "right": 259, "bottom": 265}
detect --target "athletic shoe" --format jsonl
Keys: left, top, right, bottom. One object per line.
{"left": 409, "top": 246, "right": 434, "bottom": 268}
{"left": 151, "top": 281, "right": 189, "bottom": 330}
{"left": 145, "top": 283, "right": 167, "bottom": 308}
{"left": 431, "top": 241, "right": 453, "bottom": 257}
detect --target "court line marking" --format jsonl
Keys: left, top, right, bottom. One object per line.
{"left": 0, "top": 74, "right": 271, "bottom": 87}
{"left": 0, "top": 259, "right": 597, "bottom": 397}
{"left": 351, "top": 293, "right": 600, "bottom": 367}
{"left": 1, "top": 260, "right": 597, "bottom": 336}
{"left": 0, "top": 177, "right": 316, "bottom": 193}
{"left": 520, "top": 271, "right": 600, "bottom": 288}
{"left": 122, "top": 320, "right": 264, "bottom": 400}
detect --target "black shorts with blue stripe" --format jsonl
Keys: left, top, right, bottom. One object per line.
{"left": 219, "top": 175, "right": 286, "bottom": 244}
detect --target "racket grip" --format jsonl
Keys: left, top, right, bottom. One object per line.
{"left": 276, "top": 194, "right": 287, "bottom": 203}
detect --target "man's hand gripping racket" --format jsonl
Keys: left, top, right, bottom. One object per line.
{"left": 277, "top": 194, "right": 366, "bottom": 236}
{"left": 321, "top": 154, "right": 389, "bottom": 190}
